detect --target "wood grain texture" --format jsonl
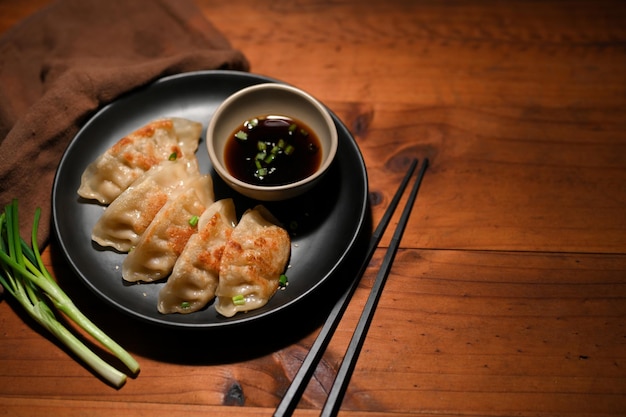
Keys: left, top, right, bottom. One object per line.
{"left": 206, "top": 0, "right": 626, "bottom": 253}
{"left": 1, "top": 0, "right": 625, "bottom": 416}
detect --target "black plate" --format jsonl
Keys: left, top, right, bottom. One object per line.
{"left": 52, "top": 70, "right": 369, "bottom": 330}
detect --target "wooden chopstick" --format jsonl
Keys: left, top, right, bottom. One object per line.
{"left": 273, "top": 158, "right": 428, "bottom": 417}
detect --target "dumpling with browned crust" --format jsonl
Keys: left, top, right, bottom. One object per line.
{"left": 214, "top": 205, "right": 291, "bottom": 318}
{"left": 78, "top": 117, "right": 202, "bottom": 204}
{"left": 91, "top": 157, "right": 200, "bottom": 252}
{"left": 157, "top": 198, "right": 237, "bottom": 314}
{"left": 121, "top": 174, "right": 215, "bottom": 283}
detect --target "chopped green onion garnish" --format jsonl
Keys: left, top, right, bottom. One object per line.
{"left": 235, "top": 130, "right": 248, "bottom": 140}
{"left": 300, "top": 129, "right": 309, "bottom": 137}
{"left": 232, "top": 294, "right": 246, "bottom": 305}
{"left": 168, "top": 152, "right": 177, "bottom": 161}
{"left": 279, "top": 274, "right": 288, "bottom": 288}
{"left": 264, "top": 153, "right": 276, "bottom": 164}
{"left": 189, "top": 215, "right": 199, "bottom": 227}
{"left": 284, "top": 144, "right": 295, "bottom": 155}
{"left": 245, "top": 118, "right": 259, "bottom": 129}
{"left": 271, "top": 145, "right": 280, "bottom": 154}
{"left": 180, "top": 301, "right": 191, "bottom": 309}
{"left": 257, "top": 141, "right": 267, "bottom": 151}
{"left": 255, "top": 151, "right": 267, "bottom": 161}
{"left": 288, "top": 123, "right": 297, "bottom": 133}
{"left": 255, "top": 159, "right": 263, "bottom": 170}
{"left": 256, "top": 168, "right": 268, "bottom": 177}
{"left": 277, "top": 139, "right": 286, "bottom": 149}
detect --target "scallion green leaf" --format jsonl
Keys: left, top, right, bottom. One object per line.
{"left": 0, "top": 200, "right": 140, "bottom": 388}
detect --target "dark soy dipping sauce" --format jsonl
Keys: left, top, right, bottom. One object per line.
{"left": 224, "top": 115, "right": 322, "bottom": 186}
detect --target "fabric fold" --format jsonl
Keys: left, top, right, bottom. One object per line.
{"left": 0, "top": 0, "right": 249, "bottom": 246}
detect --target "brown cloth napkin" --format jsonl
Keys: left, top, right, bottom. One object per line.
{"left": 0, "top": 0, "right": 249, "bottom": 247}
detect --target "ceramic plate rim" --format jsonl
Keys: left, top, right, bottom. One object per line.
{"left": 52, "top": 70, "right": 369, "bottom": 330}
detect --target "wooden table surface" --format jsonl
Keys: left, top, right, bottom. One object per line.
{"left": 1, "top": 0, "right": 625, "bottom": 416}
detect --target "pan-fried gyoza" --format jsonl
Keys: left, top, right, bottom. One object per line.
{"left": 78, "top": 117, "right": 202, "bottom": 204}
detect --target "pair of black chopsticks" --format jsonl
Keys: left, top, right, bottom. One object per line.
{"left": 274, "top": 157, "right": 429, "bottom": 417}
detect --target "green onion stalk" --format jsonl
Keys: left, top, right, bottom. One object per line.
{"left": 0, "top": 200, "right": 140, "bottom": 388}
